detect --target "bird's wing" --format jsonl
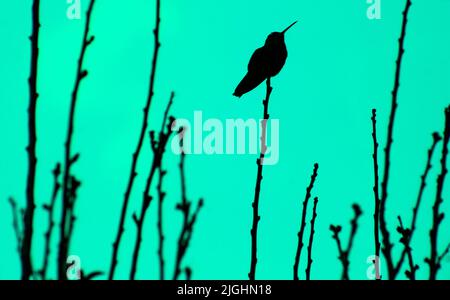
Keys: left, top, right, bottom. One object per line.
{"left": 247, "top": 47, "right": 266, "bottom": 72}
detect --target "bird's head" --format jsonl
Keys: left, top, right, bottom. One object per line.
{"left": 265, "top": 21, "right": 297, "bottom": 47}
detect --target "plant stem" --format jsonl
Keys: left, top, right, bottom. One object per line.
{"left": 370, "top": 109, "right": 381, "bottom": 279}
{"left": 109, "top": 0, "right": 161, "bottom": 280}
{"left": 249, "top": 78, "right": 272, "bottom": 281}
{"left": 293, "top": 163, "right": 319, "bottom": 280}
{"left": 427, "top": 106, "right": 450, "bottom": 280}
{"left": 23, "top": 0, "right": 40, "bottom": 280}
{"left": 173, "top": 129, "right": 204, "bottom": 280}
{"left": 394, "top": 132, "right": 441, "bottom": 276}
{"left": 40, "top": 163, "right": 61, "bottom": 279}
{"left": 330, "top": 204, "right": 362, "bottom": 280}
{"left": 305, "top": 197, "right": 319, "bottom": 280}
{"left": 379, "top": 0, "right": 412, "bottom": 280}
{"left": 129, "top": 94, "right": 174, "bottom": 280}
{"left": 58, "top": 0, "right": 96, "bottom": 280}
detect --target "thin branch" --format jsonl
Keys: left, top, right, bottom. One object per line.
{"left": 39, "top": 163, "right": 61, "bottom": 279}
{"left": 437, "top": 243, "right": 450, "bottom": 266}
{"left": 249, "top": 78, "right": 272, "bottom": 281}
{"left": 393, "top": 132, "right": 441, "bottom": 276}
{"left": 397, "top": 216, "right": 418, "bottom": 280}
{"left": 305, "top": 197, "right": 319, "bottom": 280}
{"left": 157, "top": 92, "right": 174, "bottom": 281}
{"left": 109, "top": 0, "right": 162, "bottom": 280}
{"left": 8, "top": 197, "right": 23, "bottom": 257}
{"left": 129, "top": 94, "right": 174, "bottom": 280}
{"left": 426, "top": 105, "right": 450, "bottom": 280}
{"left": 58, "top": 0, "right": 96, "bottom": 280}
{"left": 173, "top": 129, "right": 204, "bottom": 280}
{"left": 157, "top": 166, "right": 167, "bottom": 280}
{"left": 293, "top": 163, "right": 319, "bottom": 280}
{"left": 379, "top": 0, "right": 412, "bottom": 280}
{"left": 22, "top": 0, "right": 41, "bottom": 280}
{"left": 330, "top": 204, "right": 362, "bottom": 280}
{"left": 370, "top": 109, "right": 381, "bottom": 279}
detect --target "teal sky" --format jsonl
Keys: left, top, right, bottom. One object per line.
{"left": 1, "top": 0, "right": 450, "bottom": 279}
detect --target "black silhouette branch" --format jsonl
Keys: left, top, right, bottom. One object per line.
{"left": 249, "top": 78, "right": 272, "bottom": 281}
{"left": 156, "top": 93, "right": 174, "bottom": 280}
{"left": 393, "top": 132, "right": 441, "bottom": 277}
{"left": 379, "top": 0, "right": 412, "bottom": 280}
{"left": 305, "top": 197, "right": 319, "bottom": 280}
{"left": 370, "top": 109, "right": 381, "bottom": 279}
{"left": 39, "top": 163, "right": 61, "bottom": 279}
{"left": 8, "top": 197, "right": 23, "bottom": 257}
{"left": 293, "top": 163, "right": 319, "bottom": 280}
{"left": 397, "top": 216, "right": 418, "bottom": 280}
{"left": 22, "top": 0, "right": 41, "bottom": 280}
{"left": 130, "top": 93, "right": 174, "bottom": 280}
{"left": 173, "top": 128, "right": 204, "bottom": 280}
{"left": 58, "top": 0, "right": 96, "bottom": 280}
{"left": 437, "top": 243, "right": 450, "bottom": 267}
{"left": 330, "top": 204, "right": 362, "bottom": 280}
{"left": 426, "top": 105, "right": 450, "bottom": 280}
{"left": 109, "top": 0, "right": 162, "bottom": 280}
{"left": 157, "top": 162, "right": 167, "bottom": 280}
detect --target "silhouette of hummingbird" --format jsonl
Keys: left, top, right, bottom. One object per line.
{"left": 233, "top": 21, "right": 297, "bottom": 98}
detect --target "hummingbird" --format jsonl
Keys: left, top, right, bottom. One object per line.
{"left": 233, "top": 21, "right": 297, "bottom": 98}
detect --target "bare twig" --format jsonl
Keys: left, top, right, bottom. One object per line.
{"left": 370, "top": 109, "right": 381, "bottom": 279}
{"left": 393, "top": 132, "right": 441, "bottom": 277}
{"left": 293, "top": 163, "right": 319, "bottom": 280}
{"left": 173, "top": 128, "right": 204, "bottom": 280}
{"left": 379, "top": 0, "right": 412, "bottom": 280}
{"left": 426, "top": 105, "right": 450, "bottom": 280}
{"left": 109, "top": 0, "right": 162, "bottom": 280}
{"left": 397, "top": 216, "right": 418, "bottom": 280}
{"left": 157, "top": 165, "right": 167, "bottom": 280}
{"left": 129, "top": 94, "right": 174, "bottom": 280}
{"left": 156, "top": 92, "right": 174, "bottom": 281}
{"left": 58, "top": 0, "right": 96, "bottom": 280}
{"left": 8, "top": 197, "right": 23, "bottom": 257}
{"left": 330, "top": 204, "right": 363, "bottom": 280}
{"left": 22, "top": 0, "right": 41, "bottom": 280}
{"left": 249, "top": 78, "right": 272, "bottom": 281}
{"left": 305, "top": 197, "right": 319, "bottom": 280}
{"left": 39, "top": 163, "right": 61, "bottom": 279}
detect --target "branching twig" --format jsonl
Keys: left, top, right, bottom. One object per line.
{"left": 58, "top": 0, "right": 96, "bottom": 280}
{"left": 173, "top": 128, "right": 204, "bottom": 280}
{"left": 8, "top": 197, "right": 23, "bottom": 257}
{"left": 293, "top": 163, "right": 319, "bottom": 280}
{"left": 109, "top": 0, "right": 162, "bottom": 280}
{"left": 330, "top": 204, "right": 362, "bottom": 280}
{"left": 23, "top": 0, "right": 41, "bottom": 280}
{"left": 157, "top": 92, "right": 174, "bottom": 281}
{"left": 129, "top": 94, "right": 174, "bottom": 280}
{"left": 397, "top": 216, "right": 418, "bottom": 280}
{"left": 370, "top": 109, "right": 381, "bottom": 279}
{"left": 393, "top": 132, "right": 441, "bottom": 277}
{"left": 157, "top": 164, "right": 167, "bottom": 280}
{"left": 426, "top": 105, "right": 450, "bottom": 280}
{"left": 249, "top": 78, "right": 272, "bottom": 281}
{"left": 379, "top": 0, "right": 412, "bottom": 280}
{"left": 39, "top": 163, "right": 61, "bottom": 279}
{"left": 305, "top": 197, "right": 319, "bottom": 280}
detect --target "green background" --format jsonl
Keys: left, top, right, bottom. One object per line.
{"left": 1, "top": 0, "right": 450, "bottom": 279}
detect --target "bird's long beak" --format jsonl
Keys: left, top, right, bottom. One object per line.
{"left": 282, "top": 21, "right": 298, "bottom": 34}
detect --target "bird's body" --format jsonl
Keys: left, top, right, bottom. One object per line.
{"left": 234, "top": 22, "right": 296, "bottom": 98}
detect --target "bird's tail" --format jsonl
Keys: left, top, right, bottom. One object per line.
{"left": 233, "top": 72, "right": 266, "bottom": 98}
